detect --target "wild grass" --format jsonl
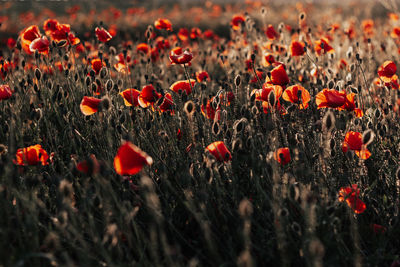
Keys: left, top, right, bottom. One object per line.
{"left": 0, "top": 1, "right": 399, "bottom": 266}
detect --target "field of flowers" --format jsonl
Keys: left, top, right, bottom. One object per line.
{"left": 0, "top": 0, "right": 400, "bottom": 266}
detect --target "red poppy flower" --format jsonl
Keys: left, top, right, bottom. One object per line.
{"left": 391, "top": 27, "right": 400, "bottom": 38}
{"left": 231, "top": 15, "right": 245, "bottom": 30}
{"left": 338, "top": 59, "right": 348, "bottom": 69}
{"left": 201, "top": 97, "right": 220, "bottom": 120}
{"left": 282, "top": 84, "right": 310, "bottom": 109}
{"left": 6, "top": 38, "right": 16, "bottom": 49}
{"left": 273, "top": 147, "right": 291, "bottom": 165}
{"left": 43, "top": 19, "right": 59, "bottom": 35}
{"left": 266, "top": 24, "right": 279, "bottom": 40}
{"left": 76, "top": 154, "right": 100, "bottom": 175}
{"left": 14, "top": 144, "right": 49, "bottom": 166}
{"left": 253, "top": 84, "right": 283, "bottom": 103}
{"left": 262, "top": 100, "right": 287, "bottom": 115}
{"left": 338, "top": 184, "right": 366, "bottom": 214}
{"left": 20, "top": 25, "right": 41, "bottom": 54}
{"left": 290, "top": 41, "right": 305, "bottom": 56}
{"left": 155, "top": 37, "right": 169, "bottom": 50}
{"left": 362, "top": 19, "right": 374, "bottom": 36}
{"left": 196, "top": 71, "right": 210, "bottom": 82}
{"left": 91, "top": 58, "right": 104, "bottom": 75}
{"left": 80, "top": 96, "right": 102, "bottom": 115}
{"left": 169, "top": 47, "right": 193, "bottom": 65}
{"left": 29, "top": 36, "right": 50, "bottom": 55}
{"left": 158, "top": 93, "right": 174, "bottom": 113}
{"left": 342, "top": 131, "right": 371, "bottom": 159}
{"left": 268, "top": 64, "right": 289, "bottom": 86}
{"left": 95, "top": 27, "right": 112, "bottom": 42}
{"left": 371, "top": 224, "right": 386, "bottom": 234}
{"left": 378, "top": 61, "right": 397, "bottom": 82}
{"left": 203, "top": 29, "right": 215, "bottom": 40}
{"left": 250, "top": 70, "right": 265, "bottom": 84}
{"left": 337, "top": 93, "right": 363, "bottom": 117}
{"left": 50, "top": 23, "right": 71, "bottom": 42}
{"left": 205, "top": 141, "right": 232, "bottom": 162}
{"left": 190, "top": 27, "right": 202, "bottom": 39}
{"left": 67, "top": 32, "right": 80, "bottom": 46}
{"left": 170, "top": 79, "right": 196, "bottom": 95}
{"left": 136, "top": 43, "right": 149, "bottom": 54}
{"left": 178, "top": 28, "right": 190, "bottom": 41}
{"left": 138, "top": 84, "right": 161, "bottom": 108}
{"left": 315, "top": 89, "right": 347, "bottom": 109}
{"left": 0, "top": 84, "right": 13, "bottom": 100}
{"left": 315, "top": 38, "right": 334, "bottom": 55}
{"left": 150, "top": 47, "right": 159, "bottom": 62}
{"left": 263, "top": 53, "right": 276, "bottom": 66}
{"left": 154, "top": 18, "right": 172, "bottom": 31}
{"left": 119, "top": 88, "right": 140, "bottom": 107}
{"left": 113, "top": 141, "right": 153, "bottom": 175}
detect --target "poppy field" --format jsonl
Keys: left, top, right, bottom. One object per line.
{"left": 1, "top": 0, "right": 400, "bottom": 266}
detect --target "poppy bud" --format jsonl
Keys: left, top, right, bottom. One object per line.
{"left": 100, "top": 68, "right": 107, "bottom": 79}
{"left": 374, "top": 109, "right": 381, "bottom": 119}
{"left": 328, "top": 80, "right": 334, "bottom": 89}
{"left": 212, "top": 121, "right": 220, "bottom": 135}
{"left": 184, "top": 101, "right": 195, "bottom": 117}
{"left": 232, "top": 138, "right": 243, "bottom": 152}
{"left": 362, "top": 129, "right": 374, "bottom": 145}
{"left": 98, "top": 96, "right": 111, "bottom": 112}
{"left": 235, "top": 75, "right": 241, "bottom": 87}
{"left": 34, "top": 68, "right": 41, "bottom": 80}
{"left": 106, "top": 80, "right": 113, "bottom": 91}
{"left": 238, "top": 198, "right": 253, "bottom": 218}
{"left": 322, "top": 111, "right": 335, "bottom": 132}
{"left": 268, "top": 90, "right": 276, "bottom": 107}
{"left": 109, "top": 46, "right": 116, "bottom": 55}
{"left": 329, "top": 138, "right": 336, "bottom": 150}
